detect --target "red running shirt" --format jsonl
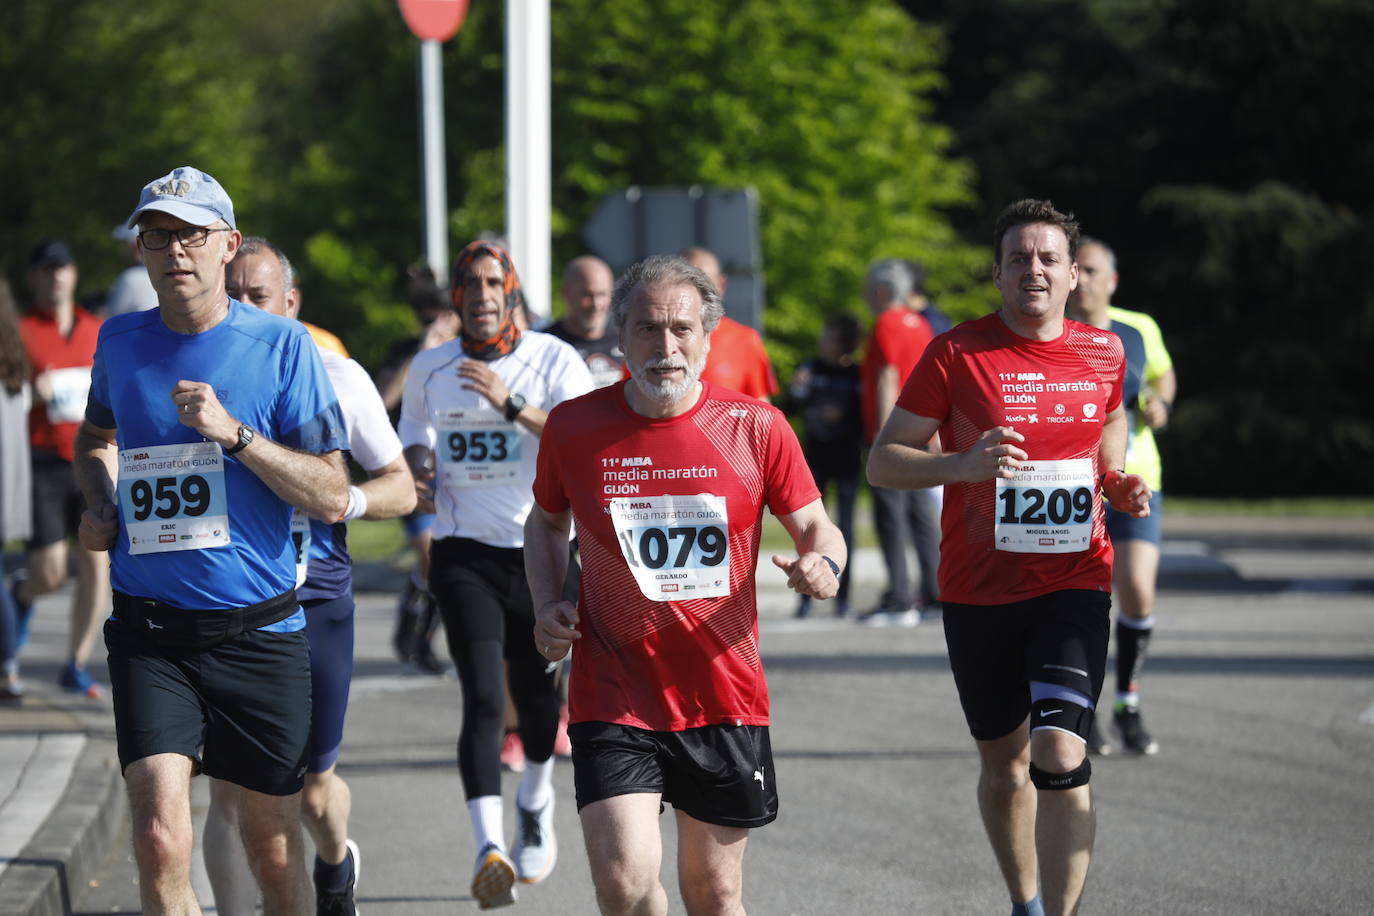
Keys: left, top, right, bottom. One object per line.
{"left": 700, "top": 316, "right": 779, "bottom": 400}
{"left": 897, "top": 313, "right": 1125, "bottom": 605}
{"left": 861, "top": 308, "right": 934, "bottom": 441}
{"left": 20, "top": 307, "right": 102, "bottom": 462}
{"left": 533, "top": 382, "right": 819, "bottom": 732}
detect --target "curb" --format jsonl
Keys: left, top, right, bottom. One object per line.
{"left": 0, "top": 737, "right": 126, "bottom": 916}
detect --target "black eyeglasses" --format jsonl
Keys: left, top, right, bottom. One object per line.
{"left": 138, "top": 227, "right": 230, "bottom": 250}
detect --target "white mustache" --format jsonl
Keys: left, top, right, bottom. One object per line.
{"left": 642, "top": 358, "right": 688, "bottom": 371}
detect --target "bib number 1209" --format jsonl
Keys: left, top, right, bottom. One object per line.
{"left": 618, "top": 525, "right": 728, "bottom": 570}
{"left": 997, "top": 486, "right": 1092, "bottom": 526}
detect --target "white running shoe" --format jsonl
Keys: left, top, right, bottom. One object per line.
{"left": 471, "top": 843, "right": 517, "bottom": 910}
{"left": 512, "top": 799, "right": 557, "bottom": 884}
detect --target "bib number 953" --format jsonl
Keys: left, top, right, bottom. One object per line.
{"left": 446, "top": 429, "right": 515, "bottom": 463}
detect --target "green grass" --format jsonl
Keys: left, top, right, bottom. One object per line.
{"left": 345, "top": 519, "right": 412, "bottom": 566}
{"left": 343, "top": 494, "right": 1373, "bottom": 566}
{"left": 1166, "top": 497, "right": 1374, "bottom": 517}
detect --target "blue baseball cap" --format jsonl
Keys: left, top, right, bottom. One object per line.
{"left": 126, "top": 166, "right": 236, "bottom": 230}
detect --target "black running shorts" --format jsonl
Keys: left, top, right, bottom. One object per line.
{"left": 569, "top": 721, "right": 778, "bottom": 829}
{"left": 105, "top": 616, "right": 312, "bottom": 796}
{"left": 942, "top": 589, "right": 1111, "bottom": 741}
{"left": 28, "top": 453, "right": 83, "bottom": 548}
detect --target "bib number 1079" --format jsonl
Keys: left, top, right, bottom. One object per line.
{"left": 618, "top": 525, "right": 728, "bottom": 570}
{"left": 997, "top": 485, "right": 1092, "bottom": 526}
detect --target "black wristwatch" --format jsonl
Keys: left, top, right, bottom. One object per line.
{"left": 503, "top": 393, "right": 527, "bottom": 422}
{"left": 225, "top": 424, "right": 255, "bottom": 455}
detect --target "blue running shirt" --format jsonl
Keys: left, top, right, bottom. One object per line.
{"left": 87, "top": 300, "right": 347, "bottom": 615}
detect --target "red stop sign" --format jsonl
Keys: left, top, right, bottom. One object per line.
{"left": 397, "top": 0, "right": 470, "bottom": 42}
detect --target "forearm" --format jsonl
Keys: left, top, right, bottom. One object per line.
{"left": 875, "top": 366, "right": 899, "bottom": 431}
{"left": 73, "top": 425, "right": 118, "bottom": 510}
{"left": 868, "top": 441, "right": 964, "bottom": 490}
{"left": 376, "top": 360, "right": 411, "bottom": 413}
{"left": 1098, "top": 407, "right": 1128, "bottom": 474}
{"left": 238, "top": 441, "right": 349, "bottom": 520}
{"left": 1153, "top": 369, "right": 1177, "bottom": 406}
{"left": 513, "top": 405, "right": 549, "bottom": 439}
{"left": 356, "top": 457, "right": 417, "bottom": 520}
{"left": 795, "top": 517, "right": 847, "bottom": 570}
{"left": 523, "top": 509, "right": 571, "bottom": 608}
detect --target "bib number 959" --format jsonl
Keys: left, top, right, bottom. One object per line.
{"left": 128, "top": 475, "right": 212, "bottom": 521}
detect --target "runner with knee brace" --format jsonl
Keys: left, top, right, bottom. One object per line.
{"left": 868, "top": 199, "right": 1150, "bottom": 916}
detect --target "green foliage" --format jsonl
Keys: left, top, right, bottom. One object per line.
{"left": 904, "top": 0, "right": 1374, "bottom": 495}
{"left": 2, "top": 0, "right": 983, "bottom": 380}
{"left": 545, "top": 0, "right": 987, "bottom": 377}
{"left": 0, "top": 1, "right": 272, "bottom": 292}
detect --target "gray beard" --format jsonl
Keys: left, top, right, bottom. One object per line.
{"left": 627, "top": 351, "right": 708, "bottom": 405}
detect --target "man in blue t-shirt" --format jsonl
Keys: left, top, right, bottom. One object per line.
{"left": 74, "top": 167, "right": 349, "bottom": 914}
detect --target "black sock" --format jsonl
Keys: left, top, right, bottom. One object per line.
{"left": 314, "top": 847, "right": 354, "bottom": 893}
{"left": 1115, "top": 618, "right": 1153, "bottom": 696}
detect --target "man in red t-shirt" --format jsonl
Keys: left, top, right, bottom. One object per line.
{"left": 869, "top": 200, "right": 1150, "bottom": 916}
{"left": 15, "top": 240, "right": 110, "bottom": 698}
{"left": 680, "top": 247, "right": 779, "bottom": 401}
{"left": 526, "top": 254, "right": 845, "bottom": 915}
{"left": 859, "top": 258, "right": 940, "bottom": 625}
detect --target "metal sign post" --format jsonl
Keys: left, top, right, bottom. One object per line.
{"left": 398, "top": 0, "right": 470, "bottom": 287}
{"left": 506, "top": 0, "right": 551, "bottom": 319}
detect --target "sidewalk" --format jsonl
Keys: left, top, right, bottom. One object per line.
{"left": 0, "top": 634, "right": 122, "bottom": 916}
{"left": 2, "top": 511, "right": 1370, "bottom": 915}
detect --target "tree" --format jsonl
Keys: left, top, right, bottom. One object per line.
{"left": 3, "top": 0, "right": 987, "bottom": 381}
{"left": 901, "top": 0, "right": 1374, "bottom": 495}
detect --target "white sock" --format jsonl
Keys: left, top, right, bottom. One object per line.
{"left": 468, "top": 796, "right": 505, "bottom": 853}
{"left": 516, "top": 757, "right": 555, "bottom": 811}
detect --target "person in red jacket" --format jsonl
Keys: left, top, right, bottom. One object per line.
{"left": 14, "top": 240, "right": 110, "bottom": 698}
{"left": 860, "top": 258, "right": 940, "bottom": 625}
{"left": 680, "top": 246, "right": 779, "bottom": 401}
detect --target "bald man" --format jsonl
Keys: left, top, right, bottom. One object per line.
{"left": 546, "top": 256, "right": 624, "bottom": 389}
{"left": 680, "top": 247, "right": 779, "bottom": 401}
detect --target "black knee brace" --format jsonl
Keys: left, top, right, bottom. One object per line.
{"left": 1029, "top": 758, "right": 1092, "bottom": 790}
{"left": 1028, "top": 697, "right": 1094, "bottom": 740}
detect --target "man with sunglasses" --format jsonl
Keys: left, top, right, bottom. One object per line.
{"left": 74, "top": 166, "right": 350, "bottom": 914}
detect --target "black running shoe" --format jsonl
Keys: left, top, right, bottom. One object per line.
{"left": 392, "top": 580, "right": 422, "bottom": 664}
{"left": 1112, "top": 705, "right": 1159, "bottom": 755}
{"left": 1086, "top": 715, "right": 1112, "bottom": 756}
{"left": 315, "top": 839, "right": 359, "bottom": 916}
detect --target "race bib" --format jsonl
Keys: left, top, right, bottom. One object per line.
{"left": 119, "top": 442, "right": 231, "bottom": 555}
{"left": 44, "top": 366, "right": 92, "bottom": 424}
{"left": 609, "top": 494, "right": 732, "bottom": 601}
{"left": 435, "top": 408, "right": 523, "bottom": 489}
{"left": 994, "top": 458, "right": 1094, "bottom": 554}
{"left": 290, "top": 512, "right": 312, "bottom": 587}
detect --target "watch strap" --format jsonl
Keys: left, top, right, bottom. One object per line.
{"left": 225, "top": 424, "right": 254, "bottom": 455}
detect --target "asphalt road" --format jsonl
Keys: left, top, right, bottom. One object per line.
{"left": 72, "top": 523, "right": 1374, "bottom": 915}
